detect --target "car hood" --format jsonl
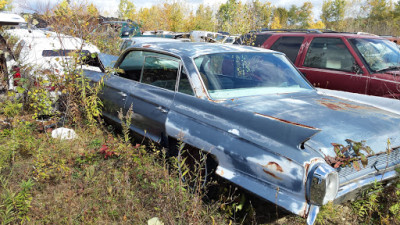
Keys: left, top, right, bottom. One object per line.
{"left": 226, "top": 91, "right": 400, "bottom": 157}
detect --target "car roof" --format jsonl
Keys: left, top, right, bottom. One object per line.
{"left": 258, "top": 31, "right": 385, "bottom": 39}
{"left": 6, "top": 29, "right": 100, "bottom": 53}
{"left": 131, "top": 42, "right": 278, "bottom": 58}
{"left": 0, "top": 13, "right": 25, "bottom": 25}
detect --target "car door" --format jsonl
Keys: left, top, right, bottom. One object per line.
{"left": 298, "top": 37, "right": 368, "bottom": 93}
{"left": 124, "top": 52, "right": 180, "bottom": 142}
{"left": 101, "top": 50, "right": 144, "bottom": 122}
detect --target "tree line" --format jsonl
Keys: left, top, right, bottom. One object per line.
{"left": 3, "top": 0, "right": 400, "bottom": 36}
{"left": 118, "top": 0, "right": 400, "bottom": 36}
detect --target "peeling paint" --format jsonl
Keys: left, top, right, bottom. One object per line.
{"left": 254, "top": 112, "right": 318, "bottom": 130}
{"left": 228, "top": 129, "right": 240, "bottom": 135}
{"left": 316, "top": 98, "right": 373, "bottom": 111}
{"left": 263, "top": 169, "right": 282, "bottom": 180}
{"left": 216, "top": 166, "right": 235, "bottom": 179}
{"left": 262, "top": 162, "right": 284, "bottom": 172}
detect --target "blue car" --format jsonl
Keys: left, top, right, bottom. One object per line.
{"left": 84, "top": 42, "right": 400, "bottom": 224}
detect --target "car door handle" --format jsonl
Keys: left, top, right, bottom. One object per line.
{"left": 117, "top": 92, "right": 127, "bottom": 97}
{"left": 157, "top": 106, "right": 168, "bottom": 113}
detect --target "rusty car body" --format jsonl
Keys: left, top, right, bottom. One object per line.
{"left": 83, "top": 42, "right": 400, "bottom": 224}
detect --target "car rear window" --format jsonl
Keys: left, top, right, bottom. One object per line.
{"left": 194, "top": 52, "right": 313, "bottom": 99}
{"left": 270, "top": 36, "right": 304, "bottom": 63}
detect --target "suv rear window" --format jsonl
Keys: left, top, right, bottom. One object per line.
{"left": 234, "top": 33, "right": 271, "bottom": 47}
{"left": 270, "top": 36, "right": 304, "bottom": 63}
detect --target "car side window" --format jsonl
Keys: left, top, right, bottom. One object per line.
{"left": 118, "top": 50, "right": 144, "bottom": 81}
{"left": 270, "top": 36, "right": 305, "bottom": 63}
{"left": 178, "top": 68, "right": 194, "bottom": 95}
{"left": 304, "top": 38, "right": 357, "bottom": 73}
{"left": 234, "top": 34, "right": 272, "bottom": 47}
{"left": 141, "top": 55, "right": 179, "bottom": 91}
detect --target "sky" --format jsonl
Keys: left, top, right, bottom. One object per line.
{"left": 15, "top": 0, "right": 323, "bottom": 19}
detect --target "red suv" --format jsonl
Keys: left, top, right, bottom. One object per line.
{"left": 235, "top": 29, "right": 400, "bottom": 98}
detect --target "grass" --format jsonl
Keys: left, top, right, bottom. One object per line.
{"left": 2, "top": 96, "right": 400, "bottom": 224}
{"left": 0, "top": 107, "right": 226, "bottom": 224}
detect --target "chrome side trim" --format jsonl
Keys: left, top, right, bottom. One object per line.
{"left": 334, "top": 170, "right": 398, "bottom": 203}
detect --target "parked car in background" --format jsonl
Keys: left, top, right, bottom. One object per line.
{"left": 84, "top": 42, "right": 400, "bottom": 224}
{"left": 222, "top": 35, "right": 239, "bottom": 44}
{"left": 0, "top": 12, "right": 26, "bottom": 91}
{"left": 235, "top": 29, "right": 400, "bottom": 98}
{"left": 5, "top": 29, "right": 101, "bottom": 89}
{"left": 190, "top": 30, "right": 223, "bottom": 42}
{"left": 381, "top": 35, "right": 400, "bottom": 44}
{"left": 119, "top": 36, "right": 189, "bottom": 52}
{"left": 100, "top": 20, "right": 141, "bottom": 38}
{"left": 0, "top": 12, "right": 25, "bottom": 26}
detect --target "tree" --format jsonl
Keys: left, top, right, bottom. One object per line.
{"left": 321, "top": 0, "right": 347, "bottom": 30}
{"left": 246, "top": 0, "right": 273, "bottom": 31}
{"left": 287, "top": 2, "right": 314, "bottom": 28}
{"left": 298, "top": 2, "right": 314, "bottom": 28}
{"left": 217, "top": 0, "right": 239, "bottom": 33}
{"left": 0, "top": 0, "right": 12, "bottom": 11}
{"left": 192, "top": 4, "right": 216, "bottom": 31}
{"left": 160, "top": 1, "right": 185, "bottom": 32}
{"left": 270, "top": 15, "right": 282, "bottom": 29}
{"left": 118, "top": 0, "right": 136, "bottom": 21}
{"left": 274, "top": 7, "right": 289, "bottom": 27}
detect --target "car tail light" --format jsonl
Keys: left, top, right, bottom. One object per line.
{"left": 307, "top": 163, "right": 339, "bottom": 205}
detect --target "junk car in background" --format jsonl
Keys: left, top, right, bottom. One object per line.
{"left": 5, "top": 28, "right": 101, "bottom": 90}
{"left": 235, "top": 29, "right": 400, "bottom": 99}
{"left": 84, "top": 42, "right": 400, "bottom": 224}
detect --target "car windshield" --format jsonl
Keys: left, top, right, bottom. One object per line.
{"left": 349, "top": 38, "right": 400, "bottom": 72}
{"left": 194, "top": 52, "right": 313, "bottom": 99}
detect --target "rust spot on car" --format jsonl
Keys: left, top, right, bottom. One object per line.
{"left": 301, "top": 202, "right": 309, "bottom": 218}
{"left": 261, "top": 162, "right": 283, "bottom": 180}
{"left": 316, "top": 99, "right": 373, "bottom": 111}
{"left": 254, "top": 113, "right": 318, "bottom": 130}
{"left": 263, "top": 169, "right": 282, "bottom": 180}
{"left": 262, "top": 162, "right": 284, "bottom": 172}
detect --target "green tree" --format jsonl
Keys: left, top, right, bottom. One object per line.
{"left": 246, "top": 0, "right": 273, "bottom": 31}
{"left": 287, "top": 5, "right": 299, "bottom": 27}
{"left": 217, "top": 0, "right": 239, "bottom": 33}
{"left": 321, "top": 0, "right": 347, "bottom": 30}
{"left": 0, "top": 0, "right": 12, "bottom": 11}
{"left": 160, "top": 1, "right": 185, "bottom": 32}
{"left": 274, "top": 7, "right": 289, "bottom": 28}
{"left": 118, "top": 0, "right": 136, "bottom": 21}
{"left": 287, "top": 2, "right": 314, "bottom": 28}
{"left": 192, "top": 4, "right": 215, "bottom": 31}
{"left": 298, "top": 2, "right": 314, "bottom": 28}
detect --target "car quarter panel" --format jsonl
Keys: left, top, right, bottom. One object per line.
{"left": 165, "top": 92, "right": 324, "bottom": 217}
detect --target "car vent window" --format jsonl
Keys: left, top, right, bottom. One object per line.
{"left": 118, "top": 50, "right": 145, "bottom": 81}
{"left": 304, "top": 38, "right": 356, "bottom": 72}
{"left": 178, "top": 68, "right": 194, "bottom": 95}
{"left": 141, "top": 55, "right": 179, "bottom": 91}
{"left": 270, "top": 36, "right": 304, "bottom": 63}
